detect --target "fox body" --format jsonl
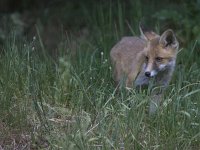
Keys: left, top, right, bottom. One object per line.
{"left": 110, "top": 27, "right": 179, "bottom": 113}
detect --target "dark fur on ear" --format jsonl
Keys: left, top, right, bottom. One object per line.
{"left": 160, "top": 29, "right": 179, "bottom": 49}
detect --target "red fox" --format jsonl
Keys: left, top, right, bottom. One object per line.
{"left": 110, "top": 26, "right": 179, "bottom": 113}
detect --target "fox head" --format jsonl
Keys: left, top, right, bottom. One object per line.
{"left": 140, "top": 27, "right": 179, "bottom": 78}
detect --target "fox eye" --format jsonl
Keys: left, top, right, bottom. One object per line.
{"left": 155, "top": 57, "right": 163, "bottom": 62}
{"left": 145, "top": 56, "right": 149, "bottom": 61}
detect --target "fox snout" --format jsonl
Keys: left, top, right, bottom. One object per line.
{"left": 144, "top": 59, "right": 172, "bottom": 78}
{"left": 145, "top": 71, "right": 151, "bottom": 77}
{"left": 144, "top": 62, "right": 158, "bottom": 78}
{"left": 144, "top": 70, "right": 157, "bottom": 77}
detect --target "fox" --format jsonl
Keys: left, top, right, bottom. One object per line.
{"left": 110, "top": 26, "right": 179, "bottom": 113}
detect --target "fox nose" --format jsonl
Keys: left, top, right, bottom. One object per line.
{"left": 145, "top": 72, "right": 151, "bottom": 77}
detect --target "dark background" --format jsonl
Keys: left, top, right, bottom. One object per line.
{"left": 0, "top": 0, "right": 199, "bottom": 54}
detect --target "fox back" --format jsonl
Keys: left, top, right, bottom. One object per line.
{"left": 110, "top": 27, "right": 179, "bottom": 88}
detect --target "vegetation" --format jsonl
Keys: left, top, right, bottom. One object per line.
{"left": 0, "top": 0, "right": 200, "bottom": 149}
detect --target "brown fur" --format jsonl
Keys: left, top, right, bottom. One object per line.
{"left": 110, "top": 28, "right": 178, "bottom": 88}
{"left": 110, "top": 37, "right": 146, "bottom": 87}
{"left": 110, "top": 28, "right": 179, "bottom": 114}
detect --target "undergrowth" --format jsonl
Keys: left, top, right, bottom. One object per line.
{"left": 0, "top": 1, "right": 200, "bottom": 149}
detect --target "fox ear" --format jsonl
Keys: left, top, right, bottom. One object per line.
{"left": 139, "top": 25, "right": 159, "bottom": 41}
{"left": 139, "top": 25, "right": 148, "bottom": 41}
{"left": 159, "top": 29, "right": 179, "bottom": 49}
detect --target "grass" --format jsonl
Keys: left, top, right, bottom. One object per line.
{"left": 1, "top": 1, "right": 200, "bottom": 149}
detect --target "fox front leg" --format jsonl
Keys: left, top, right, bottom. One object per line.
{"left": 126, "top": 71, "right": 138, "bottom": 88}
{"left": 126, "top": 54, "right": 145, "bottom": 88}
{"left": 149, "top": 94, "right": 163, "bottom": 114}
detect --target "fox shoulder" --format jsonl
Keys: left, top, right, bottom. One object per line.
{"left": 110, "top": 36, "right": 145, "bottom": 59}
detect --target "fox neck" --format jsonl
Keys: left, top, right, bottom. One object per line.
{"left": 155, "top": 61, "right": 175, "bottom": 86}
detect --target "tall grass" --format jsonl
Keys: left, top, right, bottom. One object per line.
{"left": 1, "top": 1, "right": 200, "bottom": 149}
